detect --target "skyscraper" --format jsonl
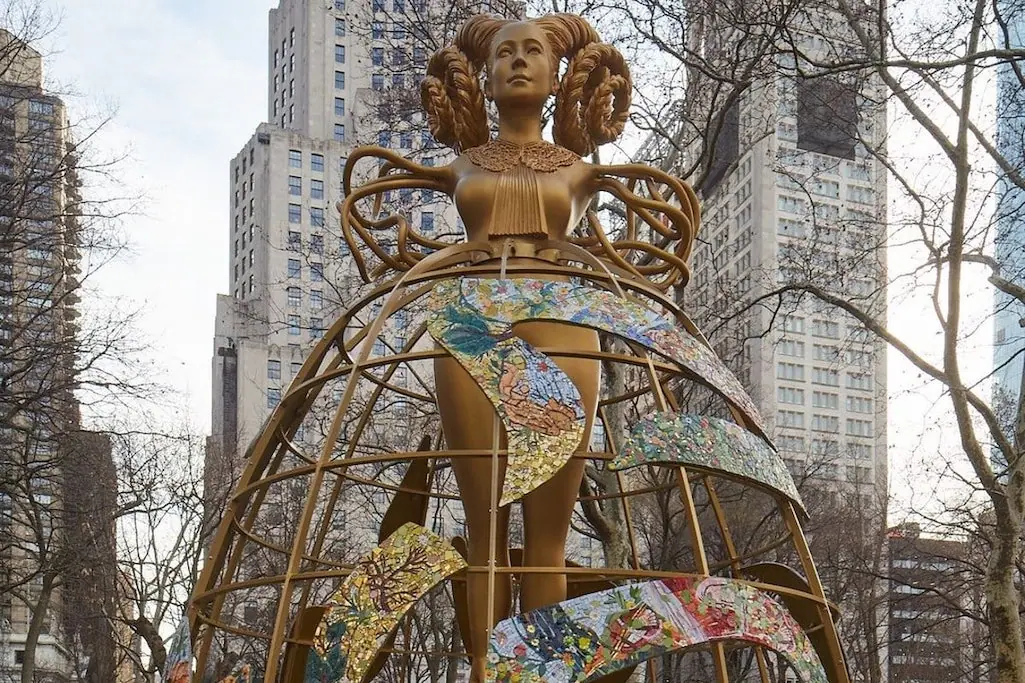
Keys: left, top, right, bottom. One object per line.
{"left": 662, "top": 11, "right": 889, "bottom": 506}
{"left": 0, "top": 28, "right": 112, "bottom": 683}
{"left": 207, "top": 0, "right": 452, "bottom": 507}
{"left": 994, "top": 0, "right": 1025, "bottom": 452}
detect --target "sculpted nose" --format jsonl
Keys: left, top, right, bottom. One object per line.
{"left": 512, "top": 53, "right": 527, "bottom": 69}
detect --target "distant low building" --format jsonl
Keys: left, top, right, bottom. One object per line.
{"left": 887, "top": 523, "right": 988, "bottom": 682}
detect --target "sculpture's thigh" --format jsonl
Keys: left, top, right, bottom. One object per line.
{"left": 434, "top": 353, "right": 507, "bottom": 536}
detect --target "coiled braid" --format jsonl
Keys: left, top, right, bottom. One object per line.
{"left": 420, "top": 13, "right": 631, "bottom": 155}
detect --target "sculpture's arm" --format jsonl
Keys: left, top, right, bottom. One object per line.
{"left": 339, "top": 146, "right": 456, "bottom": 282}
{"left": 579, "top": 163, "right": 701, "bottom": 291}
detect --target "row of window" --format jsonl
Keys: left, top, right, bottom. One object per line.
{"left": 777, "top": 410, "right": 876, "bottom": 435}
{"left": 289, "top": 150, "right": 326, "bottom": 172}
{"left": 286, "top": 286, "right": 324, "bottom": 309}
{"left": 777, "top": 386, "right": 875, "bottom": 412}
{"left": 288, "top": 175, "right": 325, "bottom": 199}
{"left": 287, "top": 258, "right": 324, "bottom": 281}
{"left": 289, "top": 204, "right": 327, "bottom": 227}
{"left": 371, "top": 0, "right": 427, "bottom": 13}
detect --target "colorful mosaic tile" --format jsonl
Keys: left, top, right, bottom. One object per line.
{"left": 486, "top": 577, "right": 827, "bottom": 683}
{"left": 163, "top": 617, "right": 192, "bottom": 683}
{"left": 428, "top": 285, "right": 586, "bottom": 506}
{"left": 306, "top": 523, "right": 466, "bottom": 683}
{"left": 612, "top": 412, "right": 804, "bottom": 513}
{"left": 427, "top": 277, "right": 767, "bottom": 504}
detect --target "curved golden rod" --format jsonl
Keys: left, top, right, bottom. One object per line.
{"left": 341, "top": 145, "right": 449, "bottom": 196}
{"left": 339, "top": 176, "right": 449, "bottom": 280}
{"left": 594, "top": 162, "right": 702, "bottom": 236}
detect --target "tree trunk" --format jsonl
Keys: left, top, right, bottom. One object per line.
{"left": 987, "top": 512, "right": 1025, "bottom": 683}
{"left": 21, "top": 573, "right": 55, "bottom": 683}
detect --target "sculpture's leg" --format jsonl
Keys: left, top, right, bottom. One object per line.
{"left": 435, "top": 354, "right": 512, "bottom": 682}
{"left": 514, "top": 321, "right": 601, "bottom": 612}
{"left": 436, "top": 319, "right": 599, "bottom": 682}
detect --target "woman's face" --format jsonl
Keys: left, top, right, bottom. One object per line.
{"left": 486, "top": 22, "right": 556, "bottom": 110}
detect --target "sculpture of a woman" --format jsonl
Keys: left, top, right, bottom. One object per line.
{"left": 338, "top": 13, "right": 698, "bottom": 681}
{"left": 190, "top": 14, "right": 847, "bottom": 683}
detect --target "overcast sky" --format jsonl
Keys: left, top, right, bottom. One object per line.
{"left": 40, "top": 1, "right": 273, "bottom": 431}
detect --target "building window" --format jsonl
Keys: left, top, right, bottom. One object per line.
{"left": 777, "top": 362, "right": 805, "bottom": 381}
{"left": 335, "top": 44, "right": 345, "bottom": 63}
{"left": 310, "top": 206, "right": 325, "bottom": 227}
{"left": 811, "top": 366, "right": 840, "bottom": 387}
{"left": 372, "top": 74, "right": 385, "bottom": 90}
{"left": 372, "top": 21, "right": 385, "bottom": 38}
{"left": 392, "top": 48, "right": 406, "bottom": 66}
{"left": 373, "top": 0, "right": 385, "bottom": 11}
{"left": 777, "top": 410, "right": 805, "bottom": 429}
{"left": 287, "top": 230, "right": 301, "bottom": 250}
{"left": 413, "top": 46, "right": 426, "bottom": 65}
{"left": 288, "top": 259, "right": 301, "bottom": 278}
{"left": 288, "top": 203, "right": 301, "bottom": 223}
{"left": 335, "top": 0, "right": 345, "bottom": 10}
{"left": 393, "top": 0, "right": 405, "bottom": 10}
{"left": 783, "top": 315, "right": 805, "bottom": 334}
{"left": 421, "top": 211, "right": 434, "bottom": 232}
{"left": 289, "top": 149, "right": 301, "bottom": 168}
{"left": 334, "top": 124, "right": 345, "bottom": 141}
{"left": 335, "top": 18, "right": 346, "bottom": 36}
{"left": 334, "top": 70, "right": 346, "bottom": 89}
{"left": 777, "top": 387, "right": 804, "bottom": 405}
{"left": 310, "top": 234, "right": 324, "bottom": 254}
{"left": 268, "top": 359, "right": 281, "bottom": 379}
{"left": 378, "top": 130, "right": 391, "bottom": 147}
{"left": 287, "top": 286, "right": 301, "bottom": 307}
{"left": 310, "top": 179, "right": 324, "bottom": 200}
{"left": 372, "top": 47, "right": 385, "bottom": 66}
{"left": 310, "top": 289, "right": 323, "bottom": 310}
{"left": 268, "top": 387, "right": 281, "bottom": 408}
{"left": 311, "top": 317, "right": 324, "bottom": 338}
{"left": 311, "top": 262, "right": 324, "bottom": 281}
{"left": 392, "top": 73, "right": 405, "bottom": 88}
{"left": 334, "top": 97, "right": 345, "bottom": 117}
{"left": 288, "top": 175, "right": 302, "bottom": 195}
{"left": 812, "top": 391, "right": 839, "bottom": 409}
{"left": 288, "top": 314, "right": 301, "bottom": 336}
{"left": 399, "top": 131, "right": 413, "bottom": 149}
{"left": 812, "top": 319, "right": 840, "bottom": 339}
{"left": 810, "top": 414, "right": 839, "bottom": 433}
{"left": 311, "top": 153, "right": 324, "bottom": 172}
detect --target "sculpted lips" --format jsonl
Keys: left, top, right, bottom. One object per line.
{"left": 507, "top": 74, "right": 531, "bottom": 84}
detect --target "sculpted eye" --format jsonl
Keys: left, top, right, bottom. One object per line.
{"left": 528, "top": 45, "right": 542, "bottom": 54}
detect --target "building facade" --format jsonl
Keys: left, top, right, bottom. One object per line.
{"left": 887, "top": 524, "right": 987, "bottom": 682}
{"left": 206, "top": 0, "right": 455, "bottom": 507}
{"left": 994, "top": 0, "right": 1025, "bottom": 459}
{"left": 0, "top": 28, "right": 97, "bottom": 683}
{"left": 668, "top": 10, "right": 889, "bottom": 509}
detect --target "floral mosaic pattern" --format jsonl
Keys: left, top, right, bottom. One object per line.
{"left": 428, "top": 279, "right": 767, "bottom": 503}
{"left": 486, "top": 577, "right": 828, "bottom": 683}
{"left": 163, "top": 617, "right": 192, "bottom": 683}
{"left": 428, "top": 282, "right": 586, "bottom": 505}
{"left": 612, "top": 412, "right": 804, "bottom": 513}
{"left": 306, "top": 523, "right": 466, "bottom": 683}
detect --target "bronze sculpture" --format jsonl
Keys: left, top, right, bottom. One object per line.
{"left": 187, "top": 12, "right": 849, "bottom": 683}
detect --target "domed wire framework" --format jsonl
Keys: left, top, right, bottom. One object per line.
{"left": 189, "top": 245, "right": 850, "bottom": 683}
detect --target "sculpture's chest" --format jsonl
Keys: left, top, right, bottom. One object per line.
{"left": 453, "top": 167, "right": 578, "bottom": 240}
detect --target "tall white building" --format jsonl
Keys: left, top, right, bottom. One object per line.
{"left": 207, "top": 0, "right": 451, "bottom": 498}
{"left": 667, "top": 18, "right": 889, "bottom": 508}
